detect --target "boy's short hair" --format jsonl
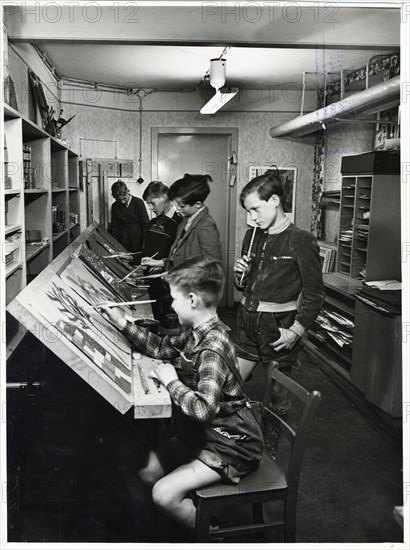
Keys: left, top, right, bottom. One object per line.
{"left": 169, "top": 174, "right": 212, "bottom": 206}
{"left": 240, "top": 168, "right": 284, "bottom": 208}
{"left": 143, "top": 181, "right": 169, "bottom": 202}
{"left": 111, "top": 180, "right": 128, "bottom": 198}
{"left": 164, "top": 256, "right": 224, "bottom": 308}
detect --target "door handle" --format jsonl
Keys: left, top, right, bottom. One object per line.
{"left": 229, "top": 151, "right": 237, "bottom": 165}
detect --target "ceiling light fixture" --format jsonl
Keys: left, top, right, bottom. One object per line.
{"left": 200, "top": 88, "right": 239, "bottom": 115}
{"left": 200, "top": 57, "right": 238, "bottom": 114}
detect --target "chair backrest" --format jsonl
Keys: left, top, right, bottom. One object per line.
{"left": 268, "top": 368, "right": 321, "bottom": 490}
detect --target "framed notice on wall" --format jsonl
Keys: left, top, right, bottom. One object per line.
{"left": 248, "top": 165, "right": 297, "bottom": 224}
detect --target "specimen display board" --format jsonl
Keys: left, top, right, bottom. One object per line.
{"left": 7, "top": 222, "right": 171, "bottom": 418}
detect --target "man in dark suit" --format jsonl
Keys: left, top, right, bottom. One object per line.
{"left": 110, "top": 180, "right": 149, "bottom": 252}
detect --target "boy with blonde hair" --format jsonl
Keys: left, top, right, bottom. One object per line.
{"left": 102, "top": 256, "right": 263, "bottom": 530}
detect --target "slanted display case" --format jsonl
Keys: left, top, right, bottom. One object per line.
{"left": 7, "top": 223, "right": 171, "bottom": 419}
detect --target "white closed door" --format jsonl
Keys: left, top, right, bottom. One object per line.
{"left": 152, "top": 128, "right": 237, "bottom": 306}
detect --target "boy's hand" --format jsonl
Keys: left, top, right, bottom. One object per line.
{"left": 270, "top": 328, "right": 299, "bottom": 351}
{"left": 141, "top": 257, "right": 164, "bottom": 268}
{"left": 234, "top": 254, "right": 251, "bottom": 276}
{"left": 150, "top": 363, "right": 178, "bottom": 387}
{"left": 99, "top": 305, "right": 127, "bottom": 330}
{"left": 118, "top": 254, "right": 134, "bottom": 265}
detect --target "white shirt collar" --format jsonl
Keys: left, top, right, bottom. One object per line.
{"left": 165, "top": 205, "right": 176, "bottom": 219}
{"left": 185, "top": 205, "right": 205, "bottom": 229}
{"left": 267, "top": 216, "right": 291, "bottom": 235}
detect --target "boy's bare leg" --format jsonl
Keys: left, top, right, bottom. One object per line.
{"left": 138, "top": 449, "right": 168, "bottom": 486}
{"left": 138, "top": 437, "right": 192, "bottom": 486}
{"left": 237, "top": 357, "right": 257, "bottom": 382}
{"left": 152, "top": 459, "right": 223, "bottom": 530}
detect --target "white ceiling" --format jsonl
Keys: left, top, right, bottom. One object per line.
{"left": 5, "top": 3, "right": 401, "bottom": 92}
{"left": 37, "top": 44, "right": 395, "bottom": 91}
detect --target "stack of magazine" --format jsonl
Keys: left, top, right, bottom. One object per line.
{"left": 339, "top": 229, "right": 353, "bottom": 243}
{"left": 318, "top": 241, "right": 337, "bottom": 273}
{"left": 313, "top": 310, "right": 354, "bottom": 348}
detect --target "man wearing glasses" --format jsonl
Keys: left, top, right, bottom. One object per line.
{"left": 110, "top": 180, "right": 149, "bottom": 253}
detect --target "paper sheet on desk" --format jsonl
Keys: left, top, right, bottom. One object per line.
{"left": 28, "top": 275, "right": 133, "bottom": 399}
{"left": 363, "top": 280, "right": 401, "bottom": 290}
{"left": 61, "top": 257, "right": 136, "bottom": 319}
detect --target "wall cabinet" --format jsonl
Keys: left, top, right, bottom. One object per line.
{"left": 3, "top": 103, "right": 85, "bottom": 357}
{"left": 337, "top": 152, "right": 401, "bottom": 281}
{"left": 304, "top": 273, "right": 402, "bottom": 417}
{"left": 351, "top": 300, "right": 402, "bottom": 417}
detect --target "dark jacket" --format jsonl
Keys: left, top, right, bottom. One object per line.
{"left": 167, "top": 206, "right": 222, "bottom": 269}
{"left": 235, "top": 223, "right": 324, "bottom": 329}
{"left": 110, "top": 195, "right": 149, "bottom": 252}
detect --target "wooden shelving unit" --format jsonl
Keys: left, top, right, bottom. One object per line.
{"left": 336, "top": 152, "right": 401, "bottom": 282}
{"left": 3, "top": 102, "right": 85, "bottom": 358}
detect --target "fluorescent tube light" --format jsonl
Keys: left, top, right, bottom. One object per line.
{"left": 200, "top": 88, "right": 238, "bottom": 115}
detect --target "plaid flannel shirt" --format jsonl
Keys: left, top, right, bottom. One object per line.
{"left": 123, "top": 315, "right": 245, "bottom": 425}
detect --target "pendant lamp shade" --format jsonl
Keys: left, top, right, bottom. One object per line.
{"left": 210, "top": 58, "right": 226, "bottom": 91}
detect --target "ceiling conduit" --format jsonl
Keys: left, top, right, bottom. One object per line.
{"left": 269, "top": 75, "right": 400, "bottom": 138}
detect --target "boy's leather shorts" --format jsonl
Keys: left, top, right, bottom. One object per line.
{"left": 235, "top": 304, "right": 300, "bottom": 370}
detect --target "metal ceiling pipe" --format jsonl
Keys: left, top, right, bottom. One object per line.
{"left": 269, "top": 75, "right": 400, "bottom": 138}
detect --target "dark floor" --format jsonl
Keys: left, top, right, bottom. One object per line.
{"left": 6, "top": 307, "right": 404, "bottom": 543}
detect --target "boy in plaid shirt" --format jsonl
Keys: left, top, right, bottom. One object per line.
{"left": 102, "top": 257, "right": 263, "bottom": 530}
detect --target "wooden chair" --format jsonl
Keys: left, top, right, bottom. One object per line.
{"left": 194, "top": 367, "right": 321, "bottom": 542}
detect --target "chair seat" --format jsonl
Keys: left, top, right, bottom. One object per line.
{"left": 196, "top": 451, "right": 287, "bottom": 499}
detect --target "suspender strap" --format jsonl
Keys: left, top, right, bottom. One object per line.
{"left": 199, "top": 347, "right": 243, "bottom": 387}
